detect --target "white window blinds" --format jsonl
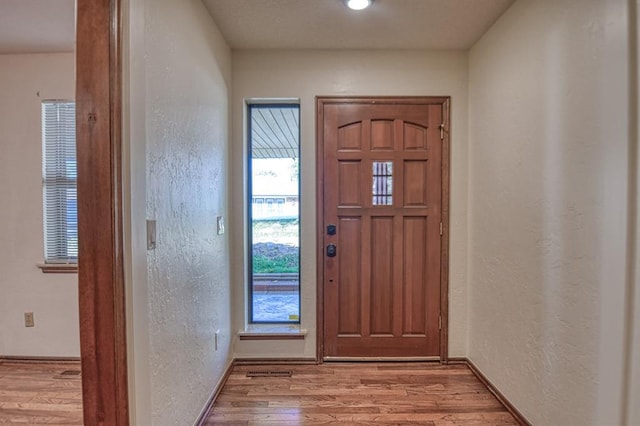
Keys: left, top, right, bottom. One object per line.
{"left": 42, "top": 101, "right": 77, "bottom": 263}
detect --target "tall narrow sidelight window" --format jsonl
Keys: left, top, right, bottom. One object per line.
{"left": 248, "top": 103, "right": 300, "bottom": 323}
{"left": 42, "top": 101, "right": 77, "bottom": 263}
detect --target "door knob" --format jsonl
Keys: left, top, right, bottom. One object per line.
{"left": 326, "top": 244, "right": 337, "bottom": 257}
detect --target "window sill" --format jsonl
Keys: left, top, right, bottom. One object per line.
{"left": 37, "top": 263, "right": 78, "bottom": 274}
{"left": 238, "top": 324, "right": 307, "bottom": 341}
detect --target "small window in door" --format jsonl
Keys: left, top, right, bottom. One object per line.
{"left": 372, "top": 161, "right": 393, "bottom": 205}
{"left": 248, "top": 103, "right": 300, "bottom": 323}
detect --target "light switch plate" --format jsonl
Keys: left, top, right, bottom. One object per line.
{"left": 216, "top": 216, "right": 225, "bottom": 235}
{"left": 146, "top": 219, "right": 156, "bottom": 250}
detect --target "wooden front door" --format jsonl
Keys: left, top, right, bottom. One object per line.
{"left": 318, "top": 97, "right": 449, "bottom": 360}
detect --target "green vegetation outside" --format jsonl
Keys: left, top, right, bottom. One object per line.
{"left": 252, "top": 219, "right": 299, "bottom": 274}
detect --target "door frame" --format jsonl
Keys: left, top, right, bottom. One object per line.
{"left": 315, "top": 96, "right": 451, "bottom": 363}
{"left": 77, "top": 0, "right": 129, "bottom": 424}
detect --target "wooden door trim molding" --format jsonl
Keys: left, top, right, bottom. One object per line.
{"left": 77, "top": 0, "right": 129, "bottom": 424}
{"left": 315, "top": 96, "right": 451, "bottom": 363}
{"left": 440, "top": 98, "right": 451, "bottom": 362}
{"left": 316, "top": 97, "right": 325, "bottom": 363}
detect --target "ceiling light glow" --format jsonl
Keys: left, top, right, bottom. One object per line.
{"left": 346, "top": 0, "right": 373, "bottom": 11}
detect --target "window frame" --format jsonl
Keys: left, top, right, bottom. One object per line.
{"left": 41, "top": 100, "right": 78, "bottom": 268}
{"left": 247, "top": 102, "right": 301, "bottom": 324}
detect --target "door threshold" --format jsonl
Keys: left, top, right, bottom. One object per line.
{"left": 323, "top": 356, "right": 441, "bottom": 362}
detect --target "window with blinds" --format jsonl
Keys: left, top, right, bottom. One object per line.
{"left": 42, "top": 101, "right": 77, "bottom": 263}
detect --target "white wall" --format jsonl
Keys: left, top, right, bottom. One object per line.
{"left": 0, "top": 53, "right": 79, "bottom": 357}
{"left": 124, "top": 0, "right": 233, "bottom": 424}
{"left": 231, "top": 50, "right": 469, "bottom": 358}
{"left": 119, "top": 1, "right": 639, "bottom": 423}
{"left": 468, "top": 0, "right": 631, "bottom": 425}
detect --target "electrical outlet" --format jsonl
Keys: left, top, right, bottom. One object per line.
{"left": 24, "top": 312, "right": 34, "bottom": 327}
{"left": 214, "top": 329, "right": 220, "bottom": 351}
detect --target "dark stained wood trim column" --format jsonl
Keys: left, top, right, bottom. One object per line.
{"left": 76, "top": 0, "right": 129, "bottom": 424}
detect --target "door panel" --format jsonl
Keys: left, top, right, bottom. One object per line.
{"left": 404, "top": 161, "right": 428, "bottom": 206}
{"left": 371, "top": 120, "right": 394, "bottom": 150}
{"left": 370, "top": 216, "right": 394, "bottom": 335}
{"left": 338, "top": 123, "right": 362, "bottom": 150}
{"left": 319, "top": 98, "right": 448, "bottom": 359}
{"left": 404, "top": 123, "right": 427, "bottom": 150}
{"left": 337, "top": 217, "right": 361, "bottom": 335}
{"left": 403, "top": 216, "right": 427, "bottom": 335}
{"left": 338, "top": 162, "right": 361, "bottom": 206}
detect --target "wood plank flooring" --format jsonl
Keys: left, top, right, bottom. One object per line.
{"left": 206, "top": 363, "right": 519, "bottom": 425}
{"left": 0, "top": 360, "right": 520, "bottom": 425}
{"left": 0, "top": 361, "right": 83, "bottom": 424}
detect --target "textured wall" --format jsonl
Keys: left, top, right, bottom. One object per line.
{"left": 231, "top": 50, "right": 469, "bottom": 358}
{"left": 628, "top": 2, "right": 640, "bottom": 423}
{"left": 468, "top": 0, "right": 631, "bottom": 424}
{"left": 0, "top": 53, "right": 79, "bottom": 357}
{"left": 141, "top": 0, "right": 232, "bottom": 423}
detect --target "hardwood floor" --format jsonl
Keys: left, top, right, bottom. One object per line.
{"left": 0, "top": 360, "right": 520, "bottom": 425}
{"left": 0, "top": 361, "right": 83, "bottom": 424}
{"left": 206, "top": 362, "right": 519, "bottom": 425}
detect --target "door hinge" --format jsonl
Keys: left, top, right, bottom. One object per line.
{"left": 439, "top": 123, "right": 444, "bottom": 140}
{"left": 439, "top": 315, "right": 442, "bottom": 330}
{"left": 439, "top": 222, "right": 443, "bottom": 236}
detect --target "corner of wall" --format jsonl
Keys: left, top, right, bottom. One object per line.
{"left": 124, "top": 0, "right": 233, "bottom": 423}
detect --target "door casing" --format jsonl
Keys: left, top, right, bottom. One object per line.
{"left": 315, "top": 96, "right": 450, "bottom": 362}
{"left": 77, "top": 0, "right": 129, "bottom": 424}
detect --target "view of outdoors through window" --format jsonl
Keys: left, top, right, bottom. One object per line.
{"left": 249, "top": 105, "right": 300, "bottom": 323}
